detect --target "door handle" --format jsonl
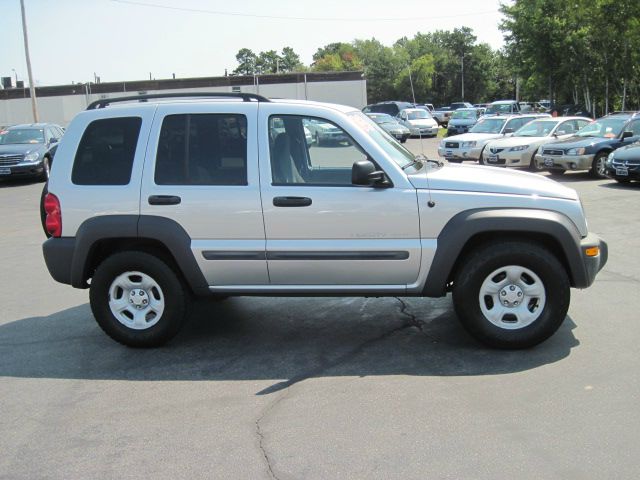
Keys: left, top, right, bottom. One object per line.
{"left": 273, "top": 196, "right": 312, "bottom": 207}
{"left": 148, "top": 195, "right": 181, "bottom": 205}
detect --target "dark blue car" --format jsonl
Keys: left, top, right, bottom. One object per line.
{"left": 0, "top": 123, "right": 64, "bottom": 181}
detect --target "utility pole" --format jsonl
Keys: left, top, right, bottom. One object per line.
{"left": 460, "top": 53, "right": 464, "bottom": 101}
{"left": 20, "top": 0, "right": 39, "bottom": 122}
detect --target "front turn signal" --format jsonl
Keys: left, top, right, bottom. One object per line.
{"left": 585, "top": 246, "right": 599, "bottom": 257}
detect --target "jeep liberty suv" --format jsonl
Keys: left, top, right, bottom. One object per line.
{"left": 42, "top": 93, "right": 607, "bottom": 349}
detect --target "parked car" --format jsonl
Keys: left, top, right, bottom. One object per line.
{"left": 474, "top": 103, "right": 489, "bottom": 109}
{"left": 366, "top": 113, "right": 410, "bottom": 143}
{"left": 41, "top": 92, "right": 607, "bottom": 349}
{"left": 535, "top": 112, "right": 640, "bottom": 177}
{"left": 438, "top": 114, "right": 549, "bottom": 162}
{"left": 483, "top": 100, "right": 522, "bottom": 116}
{"left": 397, "top": 108, "right": 439, "bottom": 137}
{"left": 481, "top": 117, "right": 592, "bottom": 169}
{"left": 362, "top": 101, "right": 415, "bottom": 117}
{"left": 446, "top": 108, "right": 481, "bottom": 136}
{"left": 432, "top": 102, "right": 474, "bottom": 127}
{"left": 0, "top": 123, "right": 64, "bottom": 181}
{"left": 415, "top": 103, "right": 435, "bottom": 113}
{"left": 605, "top": 143, "right": 640, "bottom": 183}
{"left": 303, "top": 118, "right": 350, "bottom": 146}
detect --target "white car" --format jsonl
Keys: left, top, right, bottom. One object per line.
{"left": 397, "top": 108, "right": 439, "bottom": 137}
{"left": 438, "top": 114, "right": 550, "bottom": 162}
{"left": 482, "top": 117, "right": 592, "bottom": 169}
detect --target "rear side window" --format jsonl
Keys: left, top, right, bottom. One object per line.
{"left": 155, "top": 114, "right": 247, "bottom": 186}
{"left": 72, "top": 117, "right": 141, "bottom": 185}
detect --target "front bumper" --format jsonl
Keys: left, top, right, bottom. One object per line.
{"left": 409, "top": 126, "right": 439, "bottom": 137}
{"left": 578, "top": 234, "right": 608, "bottom": 288}
{"left": 605, "top": 162, "right": 640, "bottom": 181}
{"left": 483, "top": 149, "right": 534, "bottom": 168}
{"left": 438, "top": 145, "right": 484, "bottom": 161}
{"left": 0, "top": 160, "right": 45, "bottom": 178}
{"left": 535, "top": 153, "right": 595, "bottom": 171}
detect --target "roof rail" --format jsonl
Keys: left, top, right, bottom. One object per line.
{"left": 86, "top": 92, "right": 270, "bottom": 110}
{"left": 606, "top": 111, "right": 638, "bottom": 116}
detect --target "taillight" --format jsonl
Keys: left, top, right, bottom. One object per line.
{"left": 44, "top": 193, "right": 62, "bottom": 237}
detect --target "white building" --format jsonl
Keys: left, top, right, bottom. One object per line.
{"left": 0, "top": 71, "right": 367, "bottom": 127}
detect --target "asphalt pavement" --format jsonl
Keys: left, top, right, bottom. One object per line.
{"left": 1, "top": 137, "right": 639, "bottom": 479}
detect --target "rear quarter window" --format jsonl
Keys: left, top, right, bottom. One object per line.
{"left": 72, "top": 117, "right": 142, "bottom": 185}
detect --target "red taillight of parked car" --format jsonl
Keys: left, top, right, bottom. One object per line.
{"left": 44, "top": 193, "right": 62, "bottom": 238}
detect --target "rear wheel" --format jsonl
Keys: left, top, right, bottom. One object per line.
{"left": 90, "top": 251, "right": 188, "bottom": 347}
{"left": 453, "top": 241, "right": 570, "bottom": 349}
{"left": 590, "top": 151, "right": 608, "bottom": 178}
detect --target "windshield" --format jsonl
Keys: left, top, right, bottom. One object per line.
{"left": 452, "top": 110, "right": 477, "bottom": 120}
{"left": 407, "top": 110, "right": 431, "bottom": 120}
{"left": 348, "top": 111, "right": 415, "bottom": 168}
{"left": 515, "top": 120, "right": 558, "bottom": 137}
{"left": 485, "top": 103, "right": 514, "bottom": 115}
{"left": 575, "top": 118, "right": 627, "bottom": 138}
{"left": 368, "top": 114, "right": 395, "bottom": 125}
{"left": 0, "top": 128, "right": 45, "bottom": 145}
{"left": 470, "top": 118, "right": 506, "bottom": 134}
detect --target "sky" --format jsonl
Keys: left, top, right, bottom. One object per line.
{"left": 1, "top": 0, "right": 507, "bottom": 87}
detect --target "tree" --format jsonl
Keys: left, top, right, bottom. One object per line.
{"left": 233, "top": 48, "right": 257, "bottom": 75}
{"left": 255, "top": 50, "right": 280, "bottom": 74}
{"left": 280, "top": 47, "right": 304, "bottom": 73}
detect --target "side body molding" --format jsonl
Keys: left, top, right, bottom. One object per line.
{"left": 65, "top": 215, "right": 207, "bottom": 293}
{"left": 423, "top": 208, "right": 587, "bottom": 297}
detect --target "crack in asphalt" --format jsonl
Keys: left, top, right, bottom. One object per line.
{"left": 253, "top": 297, "right": 436, "bottom": 478}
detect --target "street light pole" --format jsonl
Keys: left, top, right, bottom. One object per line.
{"left": 461, "top": 53, "right": 465, "bottom": 101}
{"left": 20, "top": 0, "right": 39, "bottom": 122}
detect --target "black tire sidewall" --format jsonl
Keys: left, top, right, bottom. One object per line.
{"left": 453, "top": 244, "right": 570, "bottom": 349}
{"left": 90, "top": 251, "right": 187, "bottom": 347}
{"left": 591, "top": 152, "right": 608, "bottom": 178}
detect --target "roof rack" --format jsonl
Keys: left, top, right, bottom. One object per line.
{"left": 86, "top": 92, "right": 270, "bottom": 110}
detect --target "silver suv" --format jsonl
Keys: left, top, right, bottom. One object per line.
{"left": 42, "top": 93, "right": 607, "bottom": 349}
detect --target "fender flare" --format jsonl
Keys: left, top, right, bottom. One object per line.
{"left": 422, "top": 208, "right": 587, "bottom": 297}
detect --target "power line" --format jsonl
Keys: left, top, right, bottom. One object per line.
{"left": 110, "top": 0, "right": 498, "bottom": 22}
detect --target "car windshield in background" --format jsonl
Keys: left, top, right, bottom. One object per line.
{"left": 0, "top": 129, "right": 45, "bottom": 144}
{"left": 470, "top": 118, "right": 506, "bottom": 134}
{"left": 369, "top": 114, "right": 395, "bottom": 125}
{"left": 349, "top": 111, "right": 415, "bottom": 168}
{"left": 485, "top": 104, "right": 513, "bottom": 114}
{"left": 575, "top": 118, "right": 627, "bottom": 138}
{"left": 407, "top": 110, "right": 430, "bottom": 120}
{"left": 452, "top": 110, "right": 477, "bottom": 119}
{"left": 515, "top": 120, "right": 558, "bottom": 137}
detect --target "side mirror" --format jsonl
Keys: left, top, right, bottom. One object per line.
{"left": 621, "top": 131, "right": 633, "bottom": 140}
{"left": 503, "top": 128, "right": 514, "bottom": 135}
{"left": 352, "top": 160, "right": 389, "bottom": 187}
{"left": 556, "top": 130, "right": 567, "bottom": 136}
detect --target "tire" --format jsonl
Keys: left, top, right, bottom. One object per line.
{"left": 528, "top": 149, "right": 543, "bottom": 171}
{"left": 315, "top": 132, "right": 322, "bottom": 147}
{"left": 39, "top": 156, "right": 51, "bottom": 182}
{"left": 400, "top": 138, "right": 407, "bottom": 144}
{"left": 40, "top": 183, "right": 50, "bottom": 238}
{"left": 549, "top": 169, "right": 565, "bottom": 176}
{"left": 590, "top": 151, "right": 608, "bottom": 178}
{"left": 478, "top": 147, "right": 486, "bottom": 165}
{"left": 89, "top": 251, "right": 188, "bottom": 347}
{"left": 452, "top": 241, "right": 570, "bottom": 349}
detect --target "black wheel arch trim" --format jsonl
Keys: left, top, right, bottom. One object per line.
{"left": 46, "top": 215, "right": 208, "bottom": 294}
{"left": 422, "top": 208, "right": 589, "bottom": 297}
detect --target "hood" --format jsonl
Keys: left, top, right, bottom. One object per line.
{"left": 484, "top": 136, "right": 547, "bottom": 149}
{"left": 443, "top": 132, "right": 504, "bottom": 143}
{"left": 408, "top": 119, "right": 437, "bottom": 127}
{"left": 611, "top": 143, "right": 640, "bottom": 161}
{"left": 0, "top": 144, "right": 43, "bottom": 155}
{"left": 408, "top": 163, "right": 578, "bottom": 200}
{"left": 542, "top": 135, "right": 611, "bottom": 150}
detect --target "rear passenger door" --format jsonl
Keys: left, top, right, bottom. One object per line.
{"left": 140, "top": 103, "right": 268, "bottom": 286}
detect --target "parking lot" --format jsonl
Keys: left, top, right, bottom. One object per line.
{"left": 1, "top": 136, "right": 639, "bottom": 479}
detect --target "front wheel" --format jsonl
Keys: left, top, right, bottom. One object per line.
{"left": 90, "top": 251, "right": 188, "bottom": 347}
{"left": 39, "top": 156, "right": 51, "bottom": 182}
{"left": 452, "top": 241, "right": 570, "bottom": 349}
{"left": 529, "top": 150, "right": 544, "bottom": 171}
{"left": 590, "top": 152, "right": 608, "bottom": 178}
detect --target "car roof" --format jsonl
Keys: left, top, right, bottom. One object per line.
{"left": 489, "top": 100, "right": 518, "bottom": 104}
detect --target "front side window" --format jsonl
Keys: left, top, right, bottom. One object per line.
{"left": 155, "top": 114, "right": 247, "bottom": 186}
{"left": 515, "top": 120, "right": 558, "bottom": 137}
{"left": 625, "top": 120, "right": 640, "bottom": 136}
{"left": 269, "top": 115, "right": 368, "bottom": 186}
{"left": 72, "top": 117, "right": 141, "bottom": 185}
{"left": 505, "top": 117, "right": 535, "bottom": 132}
